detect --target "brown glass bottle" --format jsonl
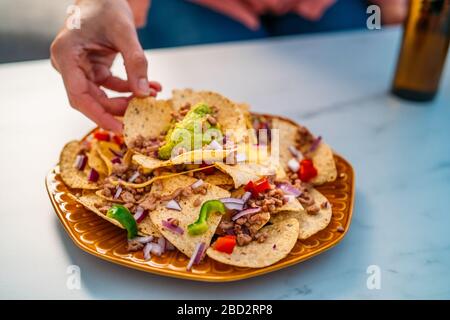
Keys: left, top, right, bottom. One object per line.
{"left": 392, "top": 0, "right": 450, "bottom": 102}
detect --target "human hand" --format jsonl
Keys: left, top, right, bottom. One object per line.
{"left": 51, "top": 0, "right": 160, "bottom": 133}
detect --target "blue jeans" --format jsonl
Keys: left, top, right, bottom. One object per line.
{"left": 138, "top": 0, "right": 369, "bottom": 49}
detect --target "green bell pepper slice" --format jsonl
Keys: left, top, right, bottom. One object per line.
{"left": 188, "top": 200, "right": 226, "bottom": 236}
{"left": 106, "top": 205, "right": 138, "bottom": 239}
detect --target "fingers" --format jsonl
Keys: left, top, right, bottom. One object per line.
{"left": 113, "top": 22, "right": 151, "bottom": 97}
{"left": 59, "top": 62, "right": 124, "bottom": 133}
{"left": 92, "top": 63, "right": 161, "bottom": 95}
{"left": 191, "top": 0, "right": 260, "bottom": 30}
{"left": 294, "top": 0, "right": 336, "bottom": 21}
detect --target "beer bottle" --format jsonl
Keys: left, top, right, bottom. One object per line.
{"left": 392, "top": 0, "right": 450, "bottom": 102}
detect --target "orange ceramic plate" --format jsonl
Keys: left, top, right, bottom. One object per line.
{"left": 47, "top": 116, "right": 355, "bottom": 282}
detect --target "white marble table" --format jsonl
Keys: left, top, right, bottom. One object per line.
{"left": 1, "top": 27, "right": 449, "bottom": 299}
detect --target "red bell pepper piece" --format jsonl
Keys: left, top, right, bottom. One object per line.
{"left": 213, "top": 235, "right": 237, "bottom": 254}
{"left": 93, "top": 130, "right": 110, "bottom": 141}
{"left": 299, "top": 159, "right": 318, "bottom": 182}
{"left": 112, "top": 134, "right": 124, "bottom": 146}
{"left": 244, "top": 178, "right": 271, "bottom": 196}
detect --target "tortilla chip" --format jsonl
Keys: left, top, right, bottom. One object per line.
{"left": 59, "top": 141, "right": 100, "bottom": 189}
{"left": 150, "top": 175, "right": 230, "bottom": 258}
{"left": 271, "top": 118, "right": 336, "bottom": 185}
{"left": 272, "top": 196, "right": 304, "bottom": 214}
{"left": 95, "top": 190, "right": 124, "bottom": 203}
{"left": 271, "top": 188, "right": 332, "bottom": 240}
{"left": 203, "top": 171, "right": 234, "bottom": 187}
{"left": 309, "top": 143, "right": 337, "bottom": 185}
{"left": 172, "top": 89, "right": 248, "bottom": 144}
{"left": 132, "top": 149, "right": 234, "bottom": 174}
{"left": 70, "top": 193, "right": 161, "bottom": 237}
{"left": 206, "top": 218, "right": 299, "bottom": 268}
{"left": 95, "top": 141, "right": 123, "bottom": 175}
{"left": 215, "top": 162, "right": 277, "bottom": 189}
{"left": 87, "top": 145, "right": 108, "bottom": 176}
{"left": 123, "top": 97, "right": 173, "bottom": 148}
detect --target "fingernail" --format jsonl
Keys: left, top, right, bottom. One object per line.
{"left": 138, "top": 78, "right": 150, "bottom": 96}
{"left": 150, "top": 88, "right": 157, "bottom": 97}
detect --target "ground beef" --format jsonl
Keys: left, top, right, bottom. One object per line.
{"left": 247, "top": 188, "right": 287, "bottom": 213}
{"left": 120, "top": 191, "right": 135, "bottom": 203}
{"left": 112, "top": 162, "right": 129, "bottom": 175}
{"left": 129, "top": 134, "right": 164, "bottom": 157}
{"left": 236, "top": 233, "right": 252, "bottom": 246}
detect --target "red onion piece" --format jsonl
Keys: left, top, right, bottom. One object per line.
{"left": 232, "top": 207, "right": 261, "bottom": 221}
{"left": 143, "top": 243, "right": 152, "bottom": 260}
{"left": 288, "top": 146, "right": 300, "bottom": 158}
{"left": 128, "top": 171, "right": 140, "bottom": 183}
{"left": 187, "top": 242, "right": 206, "bottom": 271}
{"left": 132, "top": 236, "right": 153, "bottom": 244}
{"left": 88, "top": 168, "right": 99, "bottom": 182}
{"left": 162, "top": 220, "right": 184, "bottom": 235}
{"left": 74, "top": 154, "right": 87, "bottom": 171}
{"left": 241, "top": 191, "right": 252, "bottom": 203}
{"left": 157, "top": 237, "right": 166, "bottom": 254}
{"left": 111, "top": 157, "right": 121, "bottom": 164}
{"left": 166, "top": 199, "right": 182, "bottom": 211}
{"left": 133, "top": 206, "right": 148, "bottom": 223}
{"left": 113, "top": 186, "right": 122, "bottom": 199}
{"left": 220, "top": 197, "right": 244, "bottom": 205}
{"left": 309, "top": 136, "right": 322, "bottom": 153}
{"left": 191, "top": 179, "right": 204, "bottom": 189}
{"left": 287, "top": 158, "right": 300, "bottom": 172}
{"left": 278, "top": 183, "right": 301, "bottom": 197}
{"left": 223, "top": 202, "right": 244, "bottom": 211}
{"left": 150, "top": 243, "right": 163, "bottom": 256}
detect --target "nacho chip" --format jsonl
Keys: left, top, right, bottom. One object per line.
{"left": 203, "top": 171, "right": 234, "bottom": 187}
{"left": 87, "top": 145, "right": 108, "bottom": 176}
{"left": 271, "top": 188, "right": 332, "bottom": 240}
{"left": 150, "top": 175, "right": 230, "bottom": 258}
{"left": 59, "top": 141, "right": 100, "bottom": 189}
{"left": 215, "top": 162, "right": 278, "bottom": 189}
{"left": 206, "top": 218, "right": 299, "bottom": 268}
{"left": 95, "top": 140, "right": 123, "bottom": 175}
{"left": 271, "top": 117, "right": 337, "bottom": 185}
{"left": 70, "top": 193, "right": 161, "bottom": 237}
{"left": 172, "top": 89, "right": 248, "bottom": 144}
{"left": 132, "top": 148, "right": 234, "bottom": 174}
{"left": 123, "top": 97, "right": 173, "bottom": 148}
{"left": 309, "top": 143, "right": 337, "bottom": 185}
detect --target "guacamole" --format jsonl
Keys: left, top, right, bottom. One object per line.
{"left": 158, "top": 103, "right": 221, "bottom": 159}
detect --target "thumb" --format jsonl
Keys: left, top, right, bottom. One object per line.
{"left": 114, "top": 24, "right": 150, "bottom": 97}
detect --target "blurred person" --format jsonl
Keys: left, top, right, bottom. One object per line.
{"left": 51, "top": 0, "right": 408, "bottom": 133}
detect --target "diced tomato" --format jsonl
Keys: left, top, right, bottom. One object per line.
{"left": 93, "top": 130, "right": 110, "bottom": 141}
{"left": 298, "top": 159, "right": 318, "bottom": 182}
{"left": 244, "top": 178, "right": 271, "bottom": 196}
{"left": 112, "top": 134, "right": 124, "bottom": 146}
{"left": 200, "top": 163, "right": 216, "bottom": 175}
{"left": 213, "top": 235, "right": 236, "bottom": 254}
